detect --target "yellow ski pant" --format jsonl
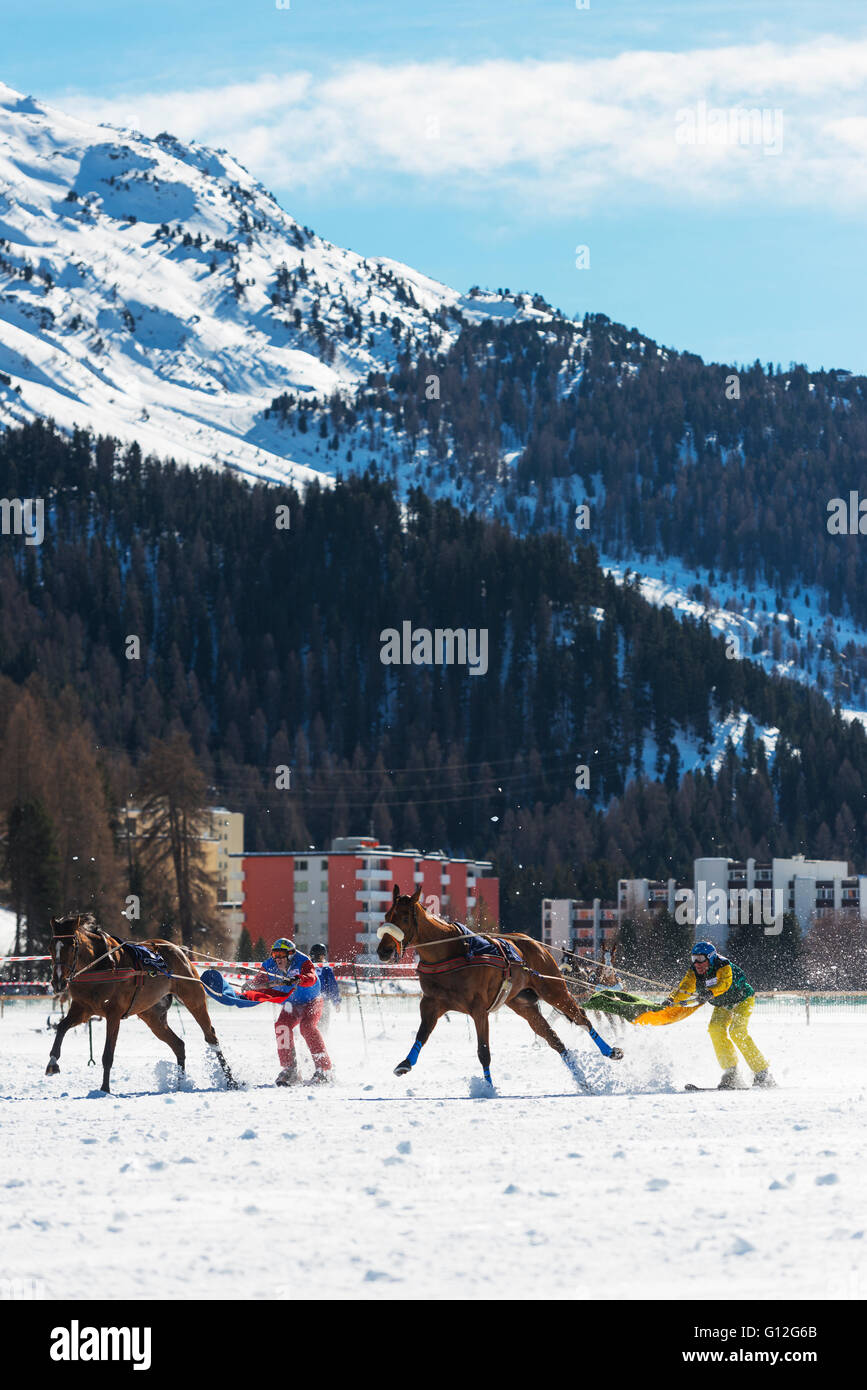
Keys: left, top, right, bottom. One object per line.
{"left": 708, "top": 997, "right": 769, "bottom": 1073}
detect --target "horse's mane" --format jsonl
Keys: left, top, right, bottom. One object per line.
{"left": 54, "top": 910, "right": 99, "bottom": 930}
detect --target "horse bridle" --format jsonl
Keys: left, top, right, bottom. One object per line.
{"left": 377, "top": 899, "right": 415, "bottom": 957}
{"left": 377, "top": 897, "right": 467, "bottom": 956}
{"left": 51, "top": 919, "right": 121, "bottom": 990}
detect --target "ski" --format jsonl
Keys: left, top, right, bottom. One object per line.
{"left": 684, "top": 1082, "right": 750, "bottom": 1091}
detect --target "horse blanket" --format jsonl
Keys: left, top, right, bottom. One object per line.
{"left": 122, "top": 941, "right": 172, "bottom": 977}
{"left": 457, "top": 926, "right": 524, "bottom": 966}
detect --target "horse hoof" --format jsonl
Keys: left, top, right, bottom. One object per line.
{"left": 610, "top": 1047, "right": 624, "bottom": 1061}
{"left": 45, "top": 1060, "right": 59, "bottom": 1076}
{"left": 394, "top": 1062, "right": 411, "bottom": 1076}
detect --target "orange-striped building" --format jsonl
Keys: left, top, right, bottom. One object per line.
{"left": 236, "top": 836, "right": 498, "bottom": 962}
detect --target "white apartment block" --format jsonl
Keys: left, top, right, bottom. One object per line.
{"left": 617, "top": 855, "right": 867, "bottom": 943}
{"left": 541, "top": 898, "right": 619, "bottom": 959}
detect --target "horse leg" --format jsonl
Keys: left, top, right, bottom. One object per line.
{"left": 532, "top": 975, "right": 624, "bottom": 1061}
{"left": 139, "top": 997, "right": 186, "bottom": 1075}
{"left": 470, "top": 1001, "right": 494, "bottom": 1086}
{"left": 508, "top": 993, "right": 593, "bottom": 1092}
{"left": 171, "top": 977, "right": 237, "bottom": 1088}
{"left": 45, "top": 1000, "right": 92, "bottom": 1075}
{"left": 394, "top": 994, "right": 443, "bottom": 1076}
{"left": 508, "top": 992, "right": 569, "bottom": 1056}
{"left": 100, "top": 1011, "right": 121, "bottom": 1093}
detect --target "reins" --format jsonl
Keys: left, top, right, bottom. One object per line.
{"left": 552, "top": 947, "right": 668, "bottom": 991}
{"left": 384, "top": 903, "right": 669, "bottom": 992}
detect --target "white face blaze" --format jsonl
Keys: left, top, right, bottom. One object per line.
{"left": 376, "top": 924, "right": 405, "bottom": 944}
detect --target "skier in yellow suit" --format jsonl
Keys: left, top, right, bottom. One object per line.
{"left": 665, "top": 941, "right": 776, "bottom": 1089}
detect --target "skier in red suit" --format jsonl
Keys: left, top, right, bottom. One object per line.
{"left": 251, "top": 938, "right": 333, "bottom": 1086}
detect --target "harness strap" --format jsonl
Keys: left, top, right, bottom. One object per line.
{"left": 69, "top": 969, "right": 139, "bottom": 982}
{"left": 417, "top": 953, "right": 510, "bottom": 976}
{"left": 122, "top": 975, "right": 143, "bottom": 1020}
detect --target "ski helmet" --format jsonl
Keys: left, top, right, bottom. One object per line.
{"left": 691, "top": 940, "right": 717, "bottom": 963}
{"left": 310, "top": 943, "right": 327, "bottom": 962}
{"left": 271, "top": 937, "right": 296, "bottom": 956}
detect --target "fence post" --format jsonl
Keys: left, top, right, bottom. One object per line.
{"left": 805, "top": 993, "right": 810, "bottom": 1027}
{"left": 353, "top": 963, "right": 368, "bottom": 1053}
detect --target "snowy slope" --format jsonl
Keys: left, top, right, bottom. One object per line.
{"left": 0, "top": 82, "right": 550, "bottom": 484}
{"left": 602, "top": 550, "right": 867, "bottom": 733}
{"left": 1, "top": 995, "right": 863, "bottom": 1301}
{"left": 2, "top": 81, "right": 864, "bottom": 734}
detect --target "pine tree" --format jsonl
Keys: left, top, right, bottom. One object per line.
{"left": 4, "top": 800, "right": 61, "bottom": 955}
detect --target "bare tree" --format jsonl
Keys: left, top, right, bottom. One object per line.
{"left": 136, "top": 732, "right": 225, "bottom": 951}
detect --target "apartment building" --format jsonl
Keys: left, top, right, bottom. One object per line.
{"left": 237, "top": 835, "right": 499, "bottom": 961}
{"left": 540, "top": 898, "right": 619, "bottom": 959}
{"left": 617, "top": 855, "right": 867, "bottom": 941}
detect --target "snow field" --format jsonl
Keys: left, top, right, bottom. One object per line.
{"left": 0, "top": 995, "right": 864, "bottom": 1301}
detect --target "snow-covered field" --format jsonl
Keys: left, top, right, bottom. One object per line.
{"left": 1, "top": 994, "right": 864, "bottom": 1302}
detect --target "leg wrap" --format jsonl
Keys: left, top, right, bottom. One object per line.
{"left": 587, "top": 1026, "right": 614, "bottom": 1058}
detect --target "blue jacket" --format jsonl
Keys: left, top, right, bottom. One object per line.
{"left": 315, "top": 963, "right": 341, "bottom": 1006}
{"left": 260, "top": 951, "right": 320, "bottom": 1005}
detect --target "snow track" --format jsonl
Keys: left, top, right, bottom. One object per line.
{"left": 0, "top": 998, "right": 863, "bottom": 1300}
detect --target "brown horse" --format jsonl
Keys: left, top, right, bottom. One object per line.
{"left": 46, "top": 912, "right": 236, "bottom": 1093}
{"left": 376, "top": 887, "right": 624, "bottom": 1089}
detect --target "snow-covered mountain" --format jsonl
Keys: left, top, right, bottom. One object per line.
{"left": 5, "top": 81, "right": 867, "bottom": 731}
{"left": 0, "top": 81, "right": 551, "bottom": 483}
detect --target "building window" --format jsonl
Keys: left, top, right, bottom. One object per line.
{"left": 295, "top": 881, "right": 308, "bottom": 893}
{"left": 297, "top": 860, "right": 308, "bottom": 871}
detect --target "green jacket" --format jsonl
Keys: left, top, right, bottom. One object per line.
{"left": 672, "top": 955, "right": 754, "bottom": 1010}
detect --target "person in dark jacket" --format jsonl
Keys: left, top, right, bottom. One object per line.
{"left": 310, "top": 943, "right": 340, "bottom": 1033}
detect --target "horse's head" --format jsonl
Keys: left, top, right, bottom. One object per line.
{"left": 377, "top": 885, "right": 422, "bottom": 961}
{"left": 49, "top": 912, "right": 95, "bottom": 992}
{"left": 565, "top": 954, "right": 591, "bottom": 984}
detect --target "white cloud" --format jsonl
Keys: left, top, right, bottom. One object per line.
{"left": 54, "top": 38, "right": 867, "bottom": 211}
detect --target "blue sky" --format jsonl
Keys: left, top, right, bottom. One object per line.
{"left": 6, "top": 1, "right": 867, "bottom": 371}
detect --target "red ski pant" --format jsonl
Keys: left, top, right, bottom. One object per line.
{"left": 275, "top": 997, "right": 332, "bottom": 1072}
